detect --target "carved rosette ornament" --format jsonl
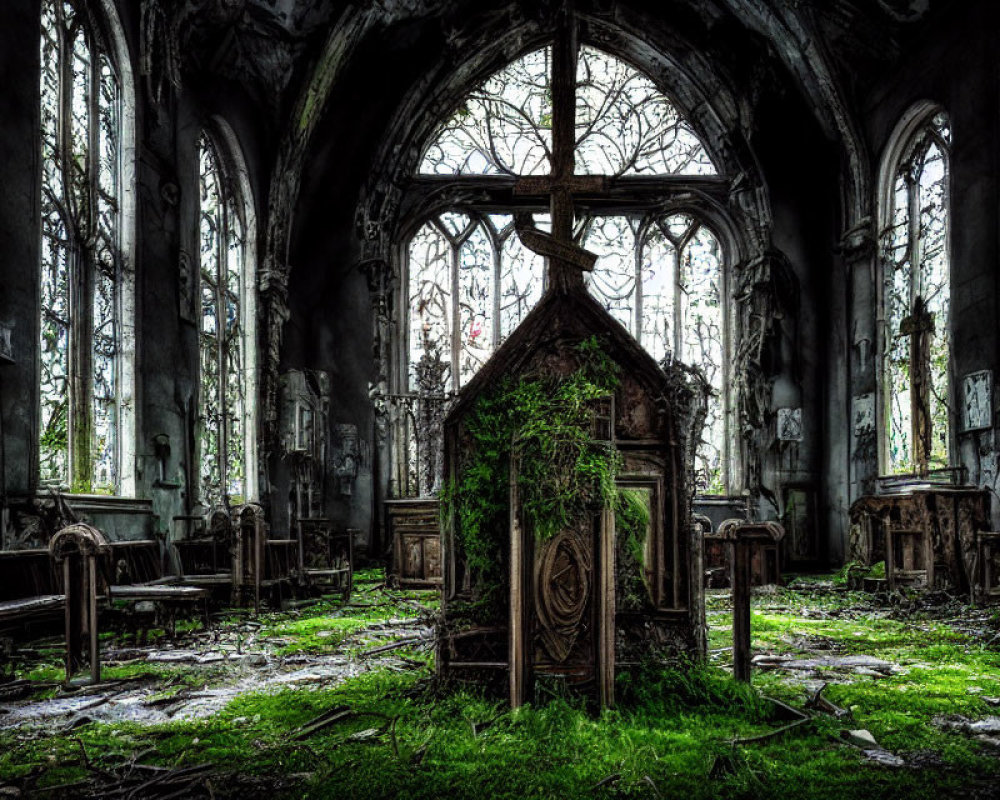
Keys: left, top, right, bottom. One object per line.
{"left": 534, "top": 528, "right": 592, "bottom": 664}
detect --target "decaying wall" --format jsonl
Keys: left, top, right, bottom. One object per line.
{"left": 0, "top": 0, "right": 996, "bottom": 565}
{"left": 845, "top": 2, "right": 1000, "bottom": 533}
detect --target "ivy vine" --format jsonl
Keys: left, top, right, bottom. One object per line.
{"left": 442, "top": 336, "right": 625, "bottom": 619}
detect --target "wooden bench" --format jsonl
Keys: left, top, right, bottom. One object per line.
{"left": 173, "top": 506, "right": 299, "bottom": 612}
{"left": 172, "top": 509, "right": 234, "bottom": 594}
{"left": 386, "top": 498, "right": 442, "bottom": 587}
{"left": 233, "top": 504, "right": 298, "bottom": 612}
{"left": 973, "top": 531, "right": 1000, "bottom": 604}
{"left": 0, "top": 548, "right": 64, "bottom": 637}
{"left": 885, "top": 526, "right": 932, "bottom": 591}
{"left": 104, "top": 538, "right": 211, "bottom": 639}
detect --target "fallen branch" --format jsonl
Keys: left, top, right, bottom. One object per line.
{"left": 355, "top": 637, "right": 425, "bottom": 658}
{"left": 732, "top": 697, "right": 811, "bottom": 746}
{"left": 805, "top": 683, "right": 850, "bottom": 719}
{"left": 291, "top": 705, "right": 355, "bottom": 740}
{"left": 731, "top": 716, "right": 811, "bottom": 746}
{"left": 590, "top": 773, "right": 621, "bottom": 792}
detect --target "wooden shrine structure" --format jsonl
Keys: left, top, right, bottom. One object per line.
{"left": 438, "top": 288, "right": 708, "bottom": 707}
{"left": 435, "top": 10, "right": 707, "bottom": 710}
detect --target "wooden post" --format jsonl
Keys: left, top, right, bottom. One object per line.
{"left": 88, "top": 554, "right": 100, "bottom": 684}
{"left": 719, "top": 520, "right": 784, "bottom": 683}
{"left": 984, "top": 537, "right": 994, "bottom": 601}
{"left": 923, "top": 527, "right": 934, "bottom": 589}
{"left": 509, "top": 454, "right": 529, "bottom": 708}
{"left": 598, "top": 506, "right": 615, "bottom": 709}
{"left": 885, "top": 526, "right": 897, "bottom": 591}
{"left": 732, "top": 539, "right": 752, "bottom": 682}
{"left": 50, "top": 523, "right": 109, "bottom": 686}
{"left": 63, "top": 558, "right": 73, "bottom": 681}
{"left": 254, "top": 515, "right": 263, "bottom": 615}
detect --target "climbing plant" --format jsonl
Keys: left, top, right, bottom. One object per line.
{"left": 443, "top": 337, "right": 624, "bottom": 619}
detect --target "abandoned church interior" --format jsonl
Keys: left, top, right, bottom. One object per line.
{"left": 1, "top": 0, "right": 1000, "bottom": 797}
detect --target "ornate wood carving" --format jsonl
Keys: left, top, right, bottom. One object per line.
{"left": 534, "top": 527, "right": 592, "bottom": 664}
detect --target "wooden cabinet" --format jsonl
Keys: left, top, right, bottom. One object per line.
{"left": 849, "top": 486, "right": 989, "bottom": 594}
{"left": 387, "top": 499, "right": 442, "bottom": 587}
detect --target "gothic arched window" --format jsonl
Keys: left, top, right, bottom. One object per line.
{"left": 879, "top": 109, "right": 951, "bottom": 475}
{"left": 395, "top": 46, "right": 733, "bottom": 497}
{"left": 197, "top": 130, "right": 257, "bottom": 505}
{"left": 39, "top": 0, "right": 136, "bottom": 494}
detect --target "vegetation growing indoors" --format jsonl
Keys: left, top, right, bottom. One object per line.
{"left": 2, "top": 571, "right": 1000, "bottom": 799}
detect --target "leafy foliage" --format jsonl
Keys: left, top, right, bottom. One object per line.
{"left": 615, "top": 488, "right": 652, "bottom": 611}
{"left": 442, "top": 337, "right": 622, "bottom": 620}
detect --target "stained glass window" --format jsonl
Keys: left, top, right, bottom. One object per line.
{"left": 39, "top": 0, "right": 127, "bottom": 494}
{"left": 419, "top": 46, "right": 715, "bottom": 177}
{"left": 407, "top": 213, "right": 545, "bottom": 397}
{"left": 198, "top": 133, "right": 250, "bottom": 505}
{"left": 881, "top": 112, "right": 951, "bottom": 475}
{"left": 397, "top": 42, "right": 729, "bottom": 498}
{"left": 582, "top": 214, "right": 727, "bottom": 492}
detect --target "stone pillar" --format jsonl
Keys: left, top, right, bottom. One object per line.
{"left": 361, "top": 256, "right": 395, "bottom": 559}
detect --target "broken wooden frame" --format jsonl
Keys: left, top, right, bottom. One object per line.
{"left": 849, "top": 486, "right": 988, "bottom": 595}
{"left": 294, "top": 516, "right": 354, "bottom": 600}
{"left": 385, "top": 498, "right": 443, "bottom": 588}
{"left": 232, "top": 503, "right": 297, "bottom": 613}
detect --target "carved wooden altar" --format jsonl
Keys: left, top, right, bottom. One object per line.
{"left": 438, "top": 286, "right": 706, "bottom": 708}
{"left": 849, "top": 486, "right": 989, "bottom": 594}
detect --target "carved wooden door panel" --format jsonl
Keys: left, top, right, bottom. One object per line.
{"left": 532, "top": 522, "right": 598, "bottom": 678}
{"left": 510, "top": 456, "right": 615, "bottom": 707}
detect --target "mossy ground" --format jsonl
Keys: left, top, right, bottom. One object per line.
{"left": 2, "top": 572, "right": 1000, "bottom": 798}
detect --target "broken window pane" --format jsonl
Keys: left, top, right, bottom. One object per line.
{"left": 498, "top": 221, "right": 545, "bottom": 340}
{"left": 419, "top": 48, "right": 553, "bottom": 176}
{"left": 419, "top": 45, "right": 715, "bottom": 177}
{"left": 575, "top": 47, "right": 716, "bottom": 176}
{"left": 582, "top": 215, "right": 639, "bottom": 330}
{"left": 457, "top": 223, "right": 494, "bottom": 385}
{"left": 641, "top": 215, "right": 725, "bottom": 492}
{"left": 408, "top": 220, "right": 454, "bottom": 394}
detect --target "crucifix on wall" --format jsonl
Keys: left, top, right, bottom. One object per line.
{"left": 898, "top": 295, "right": 935, "bottom": 473}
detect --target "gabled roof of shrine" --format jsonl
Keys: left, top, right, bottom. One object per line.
{"left": 446, "top": 284, "right": 670, "bottom": 425}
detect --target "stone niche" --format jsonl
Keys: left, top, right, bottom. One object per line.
{"left": 437, "top": 285, "right": 706, "bottom": 708}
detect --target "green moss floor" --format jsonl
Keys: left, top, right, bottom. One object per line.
{"left": 1, "top": 571, "right": 999, "bottom": 799}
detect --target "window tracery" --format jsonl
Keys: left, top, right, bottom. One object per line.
{"left": 198, "top": 132, "right": 251, "bottom": 505}
{"left": 880, "top": 111, "right": 951, "bottom": 475}
{"left": 396, "top": 44, "right": 731, "bottom": 498}
{"left": 39, "top": 0, "right": 130, "bottom": 494}
{"left": 419, "top": 47, "right": 716, "bottom": 178}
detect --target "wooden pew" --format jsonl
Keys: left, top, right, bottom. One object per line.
{"left": 105, "top": 538, "right": 210, "bottom": 638}
{"left": 0, "top": 548, "right": 64, "bottom": 638}
{"left": 172, "top": 508, "right": 234, "bottom": 595}
{"left": 50, "top": 523, "right": 210, "bottom": 684}
{"left": 233, "top": 503, "right": 298, "bottom": 613}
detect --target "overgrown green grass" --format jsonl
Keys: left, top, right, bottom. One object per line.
{"left": 3, "top": 574, "right": 1000, "bottom": 798}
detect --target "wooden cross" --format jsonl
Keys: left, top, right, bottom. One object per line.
{"left": 898, "top": 295, "right": 935, "bottom": 473}
{"left": 513, "top": 15, "right": 607, "bottom": 292}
